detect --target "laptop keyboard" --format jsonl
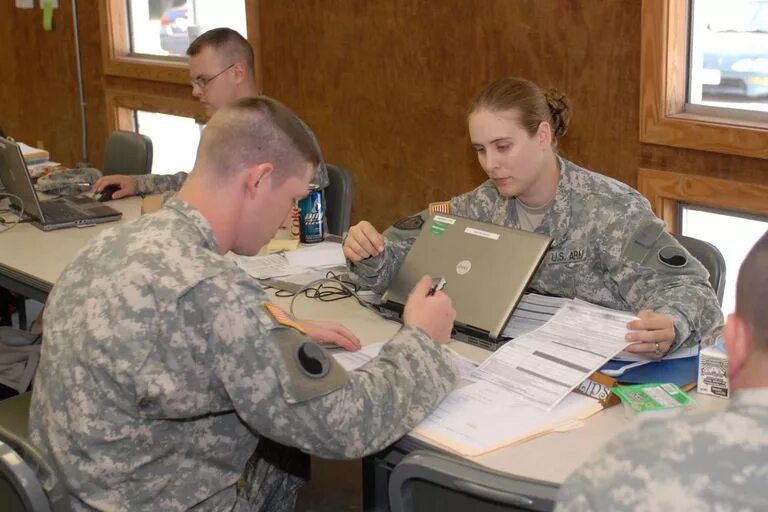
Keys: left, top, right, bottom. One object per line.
{"left": 40, "top": 201, "right": 85, "bottom": 222}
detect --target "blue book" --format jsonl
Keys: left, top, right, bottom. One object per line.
{"left": 600, "top": 356, "right": 699, "bottom": 388}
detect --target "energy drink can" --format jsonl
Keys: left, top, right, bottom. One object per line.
{"left": 299, "top": 185, "right": 325, "bottom": 243}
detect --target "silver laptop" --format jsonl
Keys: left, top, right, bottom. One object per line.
{"left": 0, "top": 136, "right": 122, "bottom": 231}
{"left": 382, "top": 214, "right": 552, "bottom": 350}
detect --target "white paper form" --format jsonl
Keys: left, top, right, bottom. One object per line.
{"left": 332, "top": 342, "right": 385, "bottom": 371}
{"left": 333, "top": 343, "right": 477, "bottom": 381}
{"left": 412, "top": 381, "right": 601, "bottom": 456}
{"left": 502, "top": 293, "right": 568, "bottom": 338}
{"left": 472, "top": 301, "right": 635, "bottom": 410}
{"left": 284, "top": 242, "right": 345, "bottom": 268}
{"left": 235, "top": 253, "right": 306, "bottom": 279}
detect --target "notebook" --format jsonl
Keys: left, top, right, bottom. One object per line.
{"left": 0, "top": 136, "right": 122, "bottom": 231}
{"left": 381, "top": 214, "right": 552, "bottom": 350}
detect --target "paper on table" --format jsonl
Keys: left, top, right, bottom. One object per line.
{"left": 502, "top": 293, "right": 568, "bottom": 338}
{"left": 18, "top": 142, "right": 49, "bottom": 164}
{"left": 267, "top": 239, "right": 300, "bottom": 253}
{"left": 284, "top": 242, "right": 345, "bottom": 269}
{"left": 412, "top": 380, "right": 602, "bottom": 457}
{"left": 235, "top": 254, "right": 306, "bottom": 279}
{"left": 446, "top": 348, "right": 479, "bottom": 381}
{"left": 472, "top": 301, "right": 634, "bottom": 410}
{"left": 332, "top": 342, "right": 386, "bottom": 371}
{"left": 333, "top": 343, "right": 477, "bottom": 381}
{"left": 613, "top": 343, "right": 699, "bottom": 362}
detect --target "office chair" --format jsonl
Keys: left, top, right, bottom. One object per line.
{"left": 324, "top": 164, "right": 353, "bottom": 236}
{"left": 672, "top": 233, "right": 726, "bottom": 305}
{"left": 102, "top": 131, "right": 153, "bottom": 176}
{"left": 388, "top": 450, "right": 558, "bottom": 512}
{"left": 0, "top": 392, "right": 70, "bottom": 511}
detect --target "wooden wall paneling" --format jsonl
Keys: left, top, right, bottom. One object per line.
{"left": 259, "top": 0, "right": 644, "bottom": 230}
{"left": 1, "top": 1, "right": 92, "bottom": 167}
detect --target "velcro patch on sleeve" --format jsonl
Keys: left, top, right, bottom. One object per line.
{"left": 428, "top": 201, "right": 451, "bottom": 216}
{"left": 264, "top": 302, "right": 306, "bottom": 334}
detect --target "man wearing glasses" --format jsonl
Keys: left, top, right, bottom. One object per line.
{"left": 93, "top": 28, "right": 328, "bottom": 198}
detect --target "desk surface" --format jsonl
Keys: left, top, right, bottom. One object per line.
{"left": 0, "top": 197, "right": 729, "bottom": 485}
{"left": 280, "top": 292, "right": 728, "bottom": 484}
{"left": 0, "top": 197, "right": 142, "bottom": 300}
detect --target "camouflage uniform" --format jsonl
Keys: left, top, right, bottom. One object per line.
{"left": 555, "top": 387, "right": 768, "bottom": 512}
{"left": 352, "top": 157, "right": 722, "bottom": 350}
{"left": 28, "top": 197, "right": 457, "bottom": 511}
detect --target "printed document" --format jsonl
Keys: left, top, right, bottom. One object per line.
{"left": 413, "top": 380, "right": 601, "bottom": 456}
{"left": 473, "top": 301, "right": 634, "bottom": 410}
{"left": 502, "top": 293, "right": 568, "bottom": 338}
{"left": 333, "top": 342, "right": 478, "bottom": 380}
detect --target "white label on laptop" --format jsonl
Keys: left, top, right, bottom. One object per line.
{"left": 464, "top": 227, "right": 500, "bottom": 240}
{"left": 433, "top": 215, "right": 456, "bottom": 225}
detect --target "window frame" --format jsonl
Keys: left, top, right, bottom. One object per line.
{"left": 639, "top": 0, "right": 768, "bottom": 160}
{"left": 99, "top": 0, "right": 261, "bottom": 86}
{"left": 106, "top": 89, "right": 206, "bottom": 134}
{"left": 638, "top": 168, "right": 768, "bottom": 233}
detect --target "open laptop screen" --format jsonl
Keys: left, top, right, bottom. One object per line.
{"left": 383, "top": 214, "right": 551, "bottom": 344}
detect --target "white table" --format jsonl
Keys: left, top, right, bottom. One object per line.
{"left": 0, "top": 197, "right": 142, "bottom": 301}
{"left": 280, "top": 292, "right": 726, "bottom": 490}
{"left": 0, "top": 199, "right": 729, "bottom": 505}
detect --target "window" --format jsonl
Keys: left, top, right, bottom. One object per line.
{"left": 100, "top": 0, "right": 258, "bottom": 84}
{"left": 126, "top": 0, "right": 248, "bottom": 58}
{"left": 133, "top": 110, "right": 203, "bottom": 174}
{"left": 679, "top": 205, "right": 768, "bottom": 313}
{"left": 688, "top": 0, "right": 768, "bottom": 115}
{"left": 639, "top": 0, "right": 768, "bottom": 159}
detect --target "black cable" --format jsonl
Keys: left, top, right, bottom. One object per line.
{"left": 286, "top": 271, "right": 381, "bottom": 317}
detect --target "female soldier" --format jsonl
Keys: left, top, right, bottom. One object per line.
{"left": 343, "top": 77, "right": 722, "bottom": 356}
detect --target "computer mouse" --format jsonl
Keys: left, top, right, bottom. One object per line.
{"left": 97, "top": 184, "right": 121, "bottom": 202}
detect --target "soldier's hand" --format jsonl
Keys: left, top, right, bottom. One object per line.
{"left": 624, "top": 310, "right": 676, "bottom": 358}
{"left": 343, "top": 221, "right": 385, "bottom": 262}
{"left": 93, "top": 175, "right": 137, "bottom": 199}
{"left": 298, "top": 319, "right": 362, "bottom": 352}
{"left": 403, "top": 275, "right": 456, "bottom": 344}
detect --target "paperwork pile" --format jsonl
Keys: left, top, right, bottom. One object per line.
{"left": 473, "top": 300, "right": 634, "bottom": 411}
{"left": 235, "top": 242, "right": 346, "bottom": 280}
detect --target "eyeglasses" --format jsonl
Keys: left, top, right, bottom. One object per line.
{"left": 190, "top": 64, "right": 234, "bottom": 90}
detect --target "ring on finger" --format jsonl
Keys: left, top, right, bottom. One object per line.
{"left": 654, "top": 342, "right": 661, "bottom": 357}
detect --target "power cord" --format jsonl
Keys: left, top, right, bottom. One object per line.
{"left": 0, "top": 193, "right": 25, "bottom": 234}
{"left": 277, "top": 270, "right": 382, "bottom": 318}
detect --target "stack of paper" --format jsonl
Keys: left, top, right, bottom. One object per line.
{"left": 502, "top": 293, "right": 568, "bottom": 338}
{"left": 412, "top": 381, "right": 602, "bottom": 456}
{"left": 473, "top": 301, "right": 634, "bottom": 411}
{"left": 18, "top": 142, "right": 49, "bottom": 164}
{"left": 235, "top": 242, "right": 346, "bottom": 280}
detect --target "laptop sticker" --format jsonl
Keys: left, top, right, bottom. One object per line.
{"left": 464, "top": 227, "right": 500, "bottom": 240}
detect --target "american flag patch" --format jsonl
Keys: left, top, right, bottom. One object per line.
{"left": 264, "top": 302, "right": 307, "bottom": 334}
{"left": 428, "top": 201, "right": 451, "bottom": 216}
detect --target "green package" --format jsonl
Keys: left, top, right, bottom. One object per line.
{"left": 612, "top": 382, "right": 697, "bottom": 414}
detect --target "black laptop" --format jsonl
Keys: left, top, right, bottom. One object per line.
{"left": 0, "top": 136, "right": 122, "bottom": 231}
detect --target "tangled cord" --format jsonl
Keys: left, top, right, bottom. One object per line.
{"left": 267, "top": 270, "right": 381, "bottom": 317}
{"left": 0, "top": 193, "right": 26, "bottom": 234}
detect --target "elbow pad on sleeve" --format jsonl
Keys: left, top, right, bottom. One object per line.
{"left": 268, "top": 327, "right": 349, "bottom": 404}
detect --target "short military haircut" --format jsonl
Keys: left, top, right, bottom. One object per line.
{"left": 736, "top": 230, "right": 768, "bottom": 347}
{"left": 194, "top": 96, "right": 321, "bottom": 183}
{"left": 187, "top": 27, "right": 254, "bottom": 73}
